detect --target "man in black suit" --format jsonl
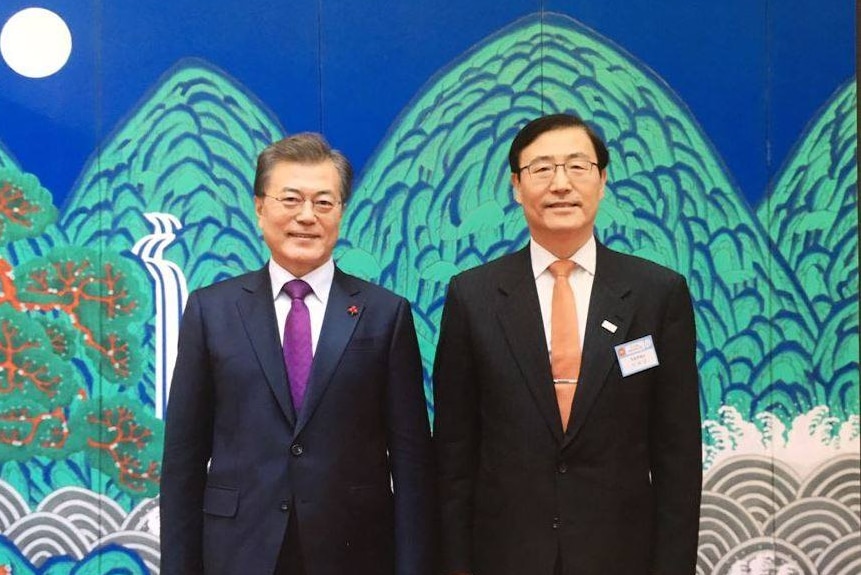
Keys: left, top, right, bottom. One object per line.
{"left": 160, "top": 133, "right": 435, "bottom": 575}
{"left": 434, "top": 114, "right": 701, "bottom": 575}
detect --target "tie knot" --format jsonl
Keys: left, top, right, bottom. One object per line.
{"left": 283, "top": 279, "right": 312, "bottom": 300}
{"left": 549, "top": 260, "right": 576, "bottom": 278}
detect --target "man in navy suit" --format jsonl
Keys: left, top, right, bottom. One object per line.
{"left": 160, "top": 133, "right": 435, "bottom": 575}
{"left": 434, "top": 114, "right": 702, "bottom": 575}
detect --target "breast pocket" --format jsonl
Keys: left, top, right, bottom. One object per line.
{"left": 345, "top": 336, "right": 384, "bottom": 351}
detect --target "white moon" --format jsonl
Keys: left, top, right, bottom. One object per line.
{"left": 1, "top": 8, "right": 72, "bottom": 78}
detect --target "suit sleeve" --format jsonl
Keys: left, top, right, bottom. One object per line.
{"left": 649, "top": 275, "right": 702, "bottom": 574}
{"left": 433, "top": 277, "right": 480, "bottom": 574}
{"left": 160, "top": 291, "right": 214, "bottom": 575}
{"left": 387, "top": 297, "right": 436, "bottom": 575}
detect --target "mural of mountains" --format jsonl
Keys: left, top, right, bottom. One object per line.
{"left": 0, "top": 13, "right": 855, "bottom": 575}
{"left": 1, "top": 15, "right": 856, "bottom": 426}
{"left": 60, "top": 57, "right": 283, "bottom": 290}
{"left": 334, "top": 13, "right": 858, "bottom": 422}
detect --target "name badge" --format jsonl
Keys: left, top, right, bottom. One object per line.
{"left": 614, "top": 335, "right": 659, "bottom": 377}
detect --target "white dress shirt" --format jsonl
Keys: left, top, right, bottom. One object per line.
{"left": 530, "top": 236, "right": 596, "bottom": 353}
{"left": 269, "top": 258, "right": 335, "bottom": 354}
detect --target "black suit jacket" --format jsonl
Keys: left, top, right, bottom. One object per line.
{"left": 160, "top": 266, "right": 435, "bottom": 575}
{"left": 433, "top": 242, "right": 701, "bottom": 575}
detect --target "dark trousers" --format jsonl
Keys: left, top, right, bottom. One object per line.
{"left": 274, "top": 513, "right": 305, "bottom": 575}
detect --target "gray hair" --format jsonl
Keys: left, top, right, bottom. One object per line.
{"left": 253, "top": 132, "right": 353, "bottom": 203}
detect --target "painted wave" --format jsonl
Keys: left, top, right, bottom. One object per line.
{"left": 700, "top": 406, "right": 860, "bottom": 574}
{"left": 0, "top": 483, "right": 159, "bottom": 574}
{"left": 699, "top": 453, "right": 861, "bottom": 575}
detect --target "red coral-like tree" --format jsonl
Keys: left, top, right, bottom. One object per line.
{"left": 0, "top": 167, "right": 161, "bottom": 497}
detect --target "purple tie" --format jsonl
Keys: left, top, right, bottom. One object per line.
{"left": 283, "top": 280, "right": 313, "bottom": 412}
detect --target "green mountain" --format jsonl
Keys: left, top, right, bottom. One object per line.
{"left": 60, "top": 57, "right": 283, "bottom": 289}
{"left": 757, "top": 81, "right": 859, "bottom": 418}
{"left": 336, "top": 12, "right": 847, "bottom": 421}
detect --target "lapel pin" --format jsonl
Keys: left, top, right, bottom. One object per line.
{"left": 601, "top": 320, "right": 618, "bottom": 333}
{"left": 347, "top": 305, "right": 360, "bottom": 317}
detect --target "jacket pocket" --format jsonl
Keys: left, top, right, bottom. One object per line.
{"left": 203, "top": 485, "right": 239, "bottom": 517}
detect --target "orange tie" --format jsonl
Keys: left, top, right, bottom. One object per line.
{"left": 549, "top": 260, "right": 580, "bottom": 432}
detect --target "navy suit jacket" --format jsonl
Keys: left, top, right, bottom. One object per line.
{"left": 160, "top": 265, "right": 435, "bottom": 575}
{"left": 433, "top": 242, "right": 702, "bottom": 575}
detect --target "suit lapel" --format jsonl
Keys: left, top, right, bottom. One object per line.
{"left": 563, "top": 244, "right": 634, "bottom": 448}
{"left": 495, "top": 248, "right": 565, "bottom": 444}
{"left": 236, "top": 267, "right": 297, "bottom": 427}
{"left": 294, "top": 268, "right": 362, "bottom": 435}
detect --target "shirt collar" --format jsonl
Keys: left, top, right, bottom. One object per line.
{"left": 268, "top": 258, "right": 335, "bottom": 302}
{"left": 530, "top": 235, "right": 597, "bottom": 279}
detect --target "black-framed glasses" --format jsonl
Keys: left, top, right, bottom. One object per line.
{"left": 518, "top": 159, "right": 599, "bottom": 183}
{"left": 263, "top": 193, "right": 342, "bottom": 214}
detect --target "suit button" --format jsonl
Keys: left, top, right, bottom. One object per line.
{"left": 290, "top": 443, "right": 304, "bottom": 456}
{"left": 552, "top": 516, "right": 561, "bottom": 529}
{"left": 556, "top": 462, "right": 568, "bottom": 474}
{"left": 279, "top": 501, "right": 290, "bottom": 512}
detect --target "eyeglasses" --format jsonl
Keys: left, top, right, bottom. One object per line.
{"left": 263, "top": 193, "right": 342, "bottom": 214}
{"left": 518, "top": 159, "right": 599, "bottom": 183}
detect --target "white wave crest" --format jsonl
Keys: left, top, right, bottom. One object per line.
{"left": 703, "top": 406, "right": 861, "bottom": 476}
